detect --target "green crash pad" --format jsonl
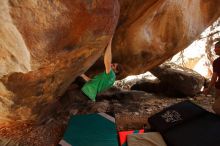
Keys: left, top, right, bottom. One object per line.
{"left": 59, "top": 113, "right": 118, "bottom": 146}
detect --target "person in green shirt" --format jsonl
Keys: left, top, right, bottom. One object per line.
{"left": 80, "top": 38, "right": 121, "bottom": 101}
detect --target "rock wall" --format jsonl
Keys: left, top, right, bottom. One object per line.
{"left": 0, "top": 0, "right": 119, "bottom": 124}
{"left": 0, "top": 0, "right": 219, "bottom": 124}
{"left": 0, "top": 0, "right": 31, "bottom": 77}
{"left": 113, "top": 0, "right": 220, "bottom": 77}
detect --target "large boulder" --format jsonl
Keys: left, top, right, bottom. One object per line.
{"left": 150, "top": 63, "right": 205, "bottom": 96}
{"left": 112, "top": 0, "right": 220, "bottom": 77}
{"left": 130, "top": 79, "right": 185, "bottom": 97}
{"left": 0, "top": 0, "right": 120, "bottom": 124}
{"left": 0, "top": 0, "right": 219, "bottom": 125}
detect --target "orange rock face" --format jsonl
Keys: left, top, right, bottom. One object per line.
{"left": 0, "top": 0, "right": 119, "bottom": 124}
{"left": 113, "top": 0, "right": 220, "bottom": 77}
{"left": 0, "top": 0, "right": 219, "bottom": 124}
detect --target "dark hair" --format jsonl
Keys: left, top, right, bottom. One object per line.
{"left": 215, "top": 41, "right": 220, "bottom": 48}
{"left": 115, "top": 64, "right": 123, "bottom": 75}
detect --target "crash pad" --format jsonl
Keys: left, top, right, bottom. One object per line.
{"left": 59, "top": 113, "right": 118, "bottom": 146}
{"left": 148, "top": 100, "right": 220, "bottom": 146}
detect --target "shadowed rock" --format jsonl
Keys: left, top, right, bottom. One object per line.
{"left": 150, "top": 63, "right": 205, "bottom": 96}
{"left": 0, "top": 0, "right": 120, "bottom": 124}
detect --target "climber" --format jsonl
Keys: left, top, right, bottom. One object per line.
{"left": 80, "top": 37, "right": 122, "bottom": 101}
{"left": 203, "top": 41, "right": 220, "bottom": 115}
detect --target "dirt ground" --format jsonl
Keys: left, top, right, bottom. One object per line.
{"left": 0, "top": 86, "right": 215, "bottom": 146}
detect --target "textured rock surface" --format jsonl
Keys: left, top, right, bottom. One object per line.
{"left": 113, "top": 0, "right": 220, "bottom": 77}
{"left": 150, "top": 63, "right": 205, "bottom": 96}
{"left": 0, "top": 0, "right": 219, "bottom": 125}
{"left": 0, "top": 0, "right": 119, "bottom": 124}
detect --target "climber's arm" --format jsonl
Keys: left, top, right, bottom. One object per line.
{"left": 104, "top": 38, "right": 112, "bottom": 74}
{"left": 80, "top": 74, "right": 91, "bottom": 82}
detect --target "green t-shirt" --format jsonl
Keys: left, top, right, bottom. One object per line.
{"left": 81, "top": 69, "right": 116, "bottom": 101}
